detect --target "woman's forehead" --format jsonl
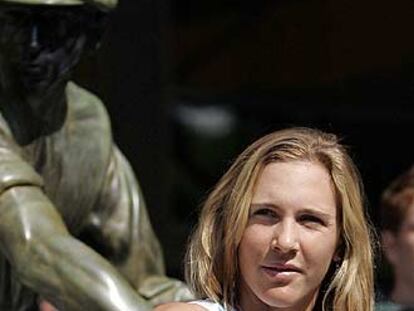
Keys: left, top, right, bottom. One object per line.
{"left": 250, "top": 161, "right": 336, "bottom": 210}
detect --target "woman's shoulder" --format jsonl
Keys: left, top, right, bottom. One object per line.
{"left": 375, "top": 300, "right": 403, "bottom": 311}
{"left": 154, "top": 300, "right": 230, "bottom": 311}
{"left": 153, "top": 302, "right": 206, "bottom": 311}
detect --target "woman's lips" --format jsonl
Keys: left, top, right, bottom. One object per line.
{"left": 261, "top": 263, "right": 303, "bottom": 280}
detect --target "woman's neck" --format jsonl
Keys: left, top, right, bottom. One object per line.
{"left": 238, "top": 283, "right": 318, "bottom": 311}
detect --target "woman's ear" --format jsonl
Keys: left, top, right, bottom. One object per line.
{"left": 333, "top": 238, "right": 344, "bottom": 263}
{"left": 381, "top": 230, "right": 398, "bottom": 265}
{"left": 333, "top": 252, "right": 341, "bottom": 263}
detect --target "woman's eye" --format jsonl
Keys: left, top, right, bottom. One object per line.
{"left": 299, "top": 214, "right": 325, "bottom": 226}
{"left": 254, "top": 208, "right": 277, "bottom": 218}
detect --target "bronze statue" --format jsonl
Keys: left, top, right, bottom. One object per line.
{"left": 0, "top": 0, "right": 191, "bottom": 310}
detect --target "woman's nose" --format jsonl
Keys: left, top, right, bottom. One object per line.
{"left": 271, "top": 221, "right": 299, "bottom": 253}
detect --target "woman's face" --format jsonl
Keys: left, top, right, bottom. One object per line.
{"left": 238, "top": 160, "right": 339, "bottom": 311}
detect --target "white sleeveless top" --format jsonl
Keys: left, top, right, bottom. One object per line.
{"left": 188, "top": 300, "right": 237, "bottom": 311}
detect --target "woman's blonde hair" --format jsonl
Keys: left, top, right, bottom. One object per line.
{"left": 185, "top": 127, "right": 375, "bottom": 311}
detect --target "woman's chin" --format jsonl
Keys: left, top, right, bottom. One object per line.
{"left": 258, "top": 286, "right": 317, "bottom": 310}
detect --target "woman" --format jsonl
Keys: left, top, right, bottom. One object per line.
{"left": 376, "top": 166, "right": 414, "bottom": 309}
{"left": 156, "top": 127, "right": 375, "bottom": 311}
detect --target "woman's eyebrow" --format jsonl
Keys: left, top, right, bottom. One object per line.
{"left": 299, "top": 208, "right": 333, "bottom": 219}
{"left": 250, "top": 203, "right": 278, "bottom": 209}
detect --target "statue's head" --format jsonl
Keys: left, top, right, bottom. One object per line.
{"left": 0, "top": 0, "right": 115, "bottom": 96}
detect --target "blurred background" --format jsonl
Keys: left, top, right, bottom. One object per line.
{"left": 75, "top": 0, "right": 414, "bottom": 289}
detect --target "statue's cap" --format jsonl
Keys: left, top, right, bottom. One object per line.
{"left": 0, "top": 0, "right": 117, "bottom": 11}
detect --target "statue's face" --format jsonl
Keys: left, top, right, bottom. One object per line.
{"left": 0, "top": 4, "right": 88, "bottom": 95}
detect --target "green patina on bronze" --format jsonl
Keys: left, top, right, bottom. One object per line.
{"left": 0, "top": 0, "right": 192, "bottom": 309}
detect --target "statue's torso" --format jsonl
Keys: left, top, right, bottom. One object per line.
{"left": 0, "top": 82, "right": 192, "bottom": 310}
{"left": 0, "top": 82, "right": 112, "bottom": 234}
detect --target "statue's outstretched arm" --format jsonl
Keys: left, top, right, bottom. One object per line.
{"left": 0, "top": 185, "right": 152, "bottom": 311}
{"left": 79, "top": 146, "right": 193, "bottom": 306}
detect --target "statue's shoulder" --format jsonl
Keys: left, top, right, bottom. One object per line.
{"left": 0, "top": 114, "right": 12, "bottom": 140}
{"left": 64, "top": 82, "right": 113, "bottom": 159}
{"left": 66, "top": 81, "right": 111, "bottom": 131}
